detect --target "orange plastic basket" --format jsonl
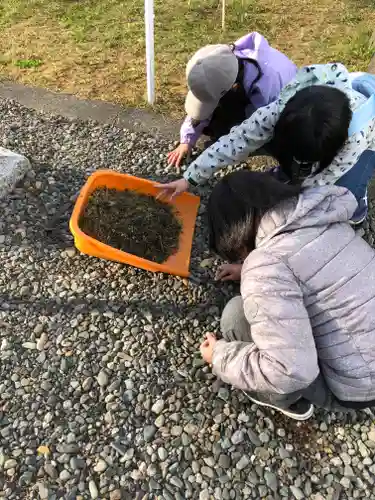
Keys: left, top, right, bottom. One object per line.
{"left": 69, "top": 170, "right": 200, "bottom": 277}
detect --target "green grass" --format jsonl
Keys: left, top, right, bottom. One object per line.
{"left": 14, "top": 58, "right": 43, "bottom": 69}
{"left": 0, "top": 0, "right": 374, "bottom": 117}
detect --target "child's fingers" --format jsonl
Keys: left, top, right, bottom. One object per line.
{"left": 221, "top": 273, "right": 234, "bottom": 282}
{"left": 216, "top": 267, "right": 229, "bottom": 280}
{"left": 168, "top": 154, "right": 177, "bottom": 166}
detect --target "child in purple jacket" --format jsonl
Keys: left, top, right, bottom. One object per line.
{"left": 168, "top": 32, "right": 297, "bottom": 167}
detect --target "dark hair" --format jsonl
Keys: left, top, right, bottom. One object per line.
{"left": 208, "top": 170, "right": 301, "bottom": 261}
{"left": 272, "top": 85, "right": 352, "bottom": 183}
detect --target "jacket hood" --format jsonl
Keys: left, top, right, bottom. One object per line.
{"left": 256, "top": 185, "right": 357, "bottom": 247}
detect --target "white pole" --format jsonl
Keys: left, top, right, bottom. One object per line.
{"left": 145, "top": 0, "right": 155, "bottom": 105}
{"left": 221, "top": 0, "right": 226, "bottom": 31}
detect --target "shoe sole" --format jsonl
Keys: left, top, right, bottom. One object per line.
{"left": 350, "top": 216, "right": 367, "bottom": 226}
{"left": 242, "top": 391, "right": 314, "bottom": 421}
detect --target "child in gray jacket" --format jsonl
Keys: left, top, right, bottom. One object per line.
{"left": 201, "top": 170, "right": 375, "bottom": 420}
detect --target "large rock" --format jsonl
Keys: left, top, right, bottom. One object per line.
{"left": 0, "top": 147, "right": 30, "bottom": 199}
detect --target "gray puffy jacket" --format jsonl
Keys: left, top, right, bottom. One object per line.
{"left": 212, "top": 186, "right": 375, "bottom": 402}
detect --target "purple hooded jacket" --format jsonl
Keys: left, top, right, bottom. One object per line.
{"left": 180, "top": 32, "right": 297, "bottom": 146}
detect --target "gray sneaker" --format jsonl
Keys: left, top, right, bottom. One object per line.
{"left": 243, "top": 392, "right": 314, "bottom": 421}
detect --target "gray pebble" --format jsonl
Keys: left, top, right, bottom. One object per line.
{"left": 290, "top": 486, "right": 304, "bottom": 500}
{"left": 144, "top": 425, "right": 157, "bottom": 442}
{"left": 89, "top": 479, "right": 99, "bottom": 499}
{"left": 97, "top": 370, "right": 109, "bottom": 387}
{"left": 231, "top": 430, "right": 244, "bottom": 445}
{"left": 264, "top": 471, "right": 278, "bottom": 492}
{"left": 151, "top": 399, "right": 165, "bottom": 414}
{"left": 236, "top": 455, "right": 250, "bottom": 471}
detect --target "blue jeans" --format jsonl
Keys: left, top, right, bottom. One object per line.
{"left": 336, "top": 149, "right": 375, "bottom": 224}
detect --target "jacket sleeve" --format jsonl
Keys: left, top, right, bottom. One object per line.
{"left": 180, "top": 116, "right": 211, "bottom": 147}
{"left": 212, "top": 252, "right": 319, "bottom": 395}
{"left": 183, "top": 100, "right": 280, "bottom": 186}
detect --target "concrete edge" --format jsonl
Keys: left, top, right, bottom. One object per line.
{"left": 0, "top": 80, "right": 180, "bottom": 139}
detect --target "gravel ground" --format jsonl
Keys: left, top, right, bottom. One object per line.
{"left": 1, "top": 98, "right": 375, "bottom": 500}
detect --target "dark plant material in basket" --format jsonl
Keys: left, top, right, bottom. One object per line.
{"left": 80, "top": 187, "right": 182, "bottom": 264}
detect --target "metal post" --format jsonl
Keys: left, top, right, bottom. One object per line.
{"left": 222, "top": 0, "right": 226, "bottom": 31}
{"left": 145, "top": 0, "right": 155, "bottom": 105}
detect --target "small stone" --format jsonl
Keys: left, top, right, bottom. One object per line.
{"left": 199, "top": 490, "right": 210, "bottom": 500}
{"left": 36, "top": 333, "right": 48, "bottom": 351}
{"left": 44, "top": 463, "right": 58, "bottom": 479}
{"left": 184, "top": 423, "right": 199, "bottom": 435}
{"left": 344, "top": 465, "right": 355, "bottom": 478}
{"left": 37, "top": 482, "right": 49, "bottom": 500}
{"left": 264, "top": 471, "right": 278, "bottom": 492}
{"left": 358, "top": 441, "right": 369, "bottom": 458}
{"left": 123, "top": 389, "right": 135, "bottom": 402}
{"left": 94, "top": 459, "right": 107, "bottom": 473}
{"left": 236, "top": 455, "right": 250, "bottom": 471}
{"left": 171, "top": 425, "right": 183, "bottom": 436}
{"left": 218, "top": 454, "right": 231, "bottom": 469}
{"left": 4, "top": 459, "right": 17, "bottom": 470}
{"left": 111, "top": 442, "right": 127, "bottom": 456}
{"left": 340, "top": 477, "right": 352, "bottom": 489}
{"left": 201, "top": 466, "right": 214, "bottom": 478}
{"left": 19, "top": 471, "right": 33, "bottom": 486}
{"left": 170, "top": 476, "right": 183, "bottom": 489}
{"left": 158, "top": 447, "right": 168, "bottom": 461}
{"left": 320, "top": 422, "right": 328, "bottom": 432}
{"left": 330, "top": 456, "right": 342, "bottom": 467}
{"left": 22, "top": 342, "right": 37, "bottom": 350}
{"left": 368, "top": 429, "right": 375, "bottom": 442}
{"left": 149, "top": 478, "right": 161, "bottom": 490}
{"left": 151, "top": 399, "right": 164, "bottom": 414}
{"left": 259, "top": 431, "right": 270, "bottom": 444}
{"left": 89, "top": 480, "right": 99, "bottom": 499}
{"left": 56, "top": 444, "right": 79, "bottom": 454}
{"left": 123, "top": 448, "right": 134, "bottom": 461}
{"left": 231, "top": 430, "right": 244, "bottom": 445}
{"left": 59, "top": 470, "right": 71, "bottom": 482}
{"left": 290, "top": 486, "right": 304, "bottom": 500}
{"left": 154, "top": 415, "right": 165, "bottom": 428}
{"left": 147, "top": 464, "right": 158, "bottom": 476}
{"left": 200, "top": 258, "right": 213, "bottom": 268}
{"left": 70, "top": 457, "right": 85, "bottom": 470}
{"left": 97, "top": 370, "right": 109, "bottom": 387}
{"left": 218, "top": 387, "right": 229, "bottom": 401}
{"left": 110, "top": 491, "right": 122, "bottom": 500}
{"left": 144, "top": 425, "right": 157, "bottom": 442}
{"left": 66, "top": 247, "right": 76, "bottom": 258}
{"left": 82, "top": 377, "right": 93, "bottom": 391}
{"left": 340, "top": 452, "right": 351, "bottom": 465}
{"left": 247, "top": 429, "right": 262, "bottom": 446}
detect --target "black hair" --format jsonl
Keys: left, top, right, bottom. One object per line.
{"left": 272, "top": 85, "right": 352, "bottom": 183}
{"left": 208, "top": 170, "right": 301, "bottom": 261}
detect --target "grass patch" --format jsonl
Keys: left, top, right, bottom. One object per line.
{"left": 0, "top": 0, "right": 374, "bottom": 118}
{"left": 14, "top": 58, "right": 42, "bottom": 69}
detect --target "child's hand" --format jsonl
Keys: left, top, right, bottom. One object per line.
{"left": 155, "top": 178, "right": 189, "bottom": 200}
{"left": 216, "top": 263, "right": 242, "bottom": 281}
{"left": 168, "top": 144, "right": 191, "bottom": 168}
{"left": 200, "top": 333, "right": 217, "bottom": 364}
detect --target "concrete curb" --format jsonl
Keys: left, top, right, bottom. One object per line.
{"left": 0, "top": 80, "right": 180, "bottom": 139}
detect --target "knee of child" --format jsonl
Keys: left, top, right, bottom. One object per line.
{"left": 220, "top": 296, "right": 246, "bottom": 339}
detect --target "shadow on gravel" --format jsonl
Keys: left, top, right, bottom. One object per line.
{"left": 2, "top": 161, "right": 85, "bottom": 250}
